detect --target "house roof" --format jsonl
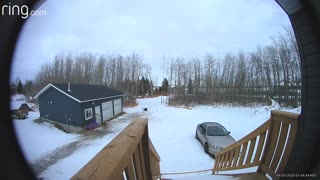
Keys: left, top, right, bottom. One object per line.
{"left": 34, "top": 83, "right": 125, "bottom": 103}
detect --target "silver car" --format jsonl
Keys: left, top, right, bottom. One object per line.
{"left": 196, "top": 122, "right": 236, "bottom": 156}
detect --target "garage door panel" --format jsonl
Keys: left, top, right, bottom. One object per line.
{"left": 114, "top": 99, "right": 122, "bottom": 115}
{"left": 102, "top": 101, "right": 113, "bottom": 121}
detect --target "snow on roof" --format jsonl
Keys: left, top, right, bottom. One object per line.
{"left": 34, "top": 83, "right": 125, "bottom": 103}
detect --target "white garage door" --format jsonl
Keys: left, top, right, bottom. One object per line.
{"left": 102, "top": 101, "right": 113, "bottom": 121}
{"left": 114, "top": 99, "right": 122, "bottom": 115}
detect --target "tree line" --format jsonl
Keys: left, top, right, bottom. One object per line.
{"left": 14, "top": 27, "right": 301, "bottom": 107}
{"left": 10, "top": 79, "right": 34, "bottom": 97}
{"left": 33, "top": 52, "right": 153, "bottom": 97}
{"left": 162, "top": 27, "right": 301, "bottom": 107}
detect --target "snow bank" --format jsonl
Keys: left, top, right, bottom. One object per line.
{"left": 253, "top": 99, "right": 280, "bottom": 116}
{"left": 253, "top": 98, "right": 301, "bottom": 116}
{"left": 285, "top": 106, "right": 301, "bottom": 114}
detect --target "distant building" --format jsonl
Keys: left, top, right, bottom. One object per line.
{"left": 34, "top": 83, "right": 125, "bottom": 133}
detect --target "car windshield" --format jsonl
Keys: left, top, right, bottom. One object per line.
{"left": 207, "top": 126, "right": 229, "bottom": 136}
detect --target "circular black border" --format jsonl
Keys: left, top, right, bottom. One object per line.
{"left": 0, "top": 1, "right": 319, "bottom": 179}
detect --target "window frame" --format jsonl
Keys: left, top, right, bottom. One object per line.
{"left": 84, "top": 108, "right": 93, "bottom": 120}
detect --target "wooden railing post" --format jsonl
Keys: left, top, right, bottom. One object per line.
{"left": 71, "top": 118, "right": 161, "bottom": 180}
{"left": 258, "top": 111, "right": 299, "bottom": 179}
{"left": 149, "top": 139, "right": 161, "bottom": 178}
{"left": 212, "top": 110, "right": 299, "bottom": 179}
{"left": 141, "top": 121, "right": 153, "bottom": 180}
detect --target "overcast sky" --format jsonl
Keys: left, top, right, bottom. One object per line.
{"left": 11, "top": 0, "right": 290, "bottom": 85}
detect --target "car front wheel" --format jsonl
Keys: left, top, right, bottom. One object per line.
{"left": 205, "top": 143, "right": 209, "bottom": 154}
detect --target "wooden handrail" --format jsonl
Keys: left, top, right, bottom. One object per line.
{"left": 215, "top": 120, "right": 270, "bottom": 157}
{"left": 71, "top": 118, "right": 161, "bottom": 180}
{"left": 212, "top": 110, "right": 299, "bottom": 179}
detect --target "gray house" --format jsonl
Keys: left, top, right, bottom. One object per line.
{"left": 34, "top": 83, "right": 126, "bottom": 133}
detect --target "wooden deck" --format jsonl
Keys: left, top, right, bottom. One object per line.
{"left": 72, "top": 110, "right": 299, "bottom": 180}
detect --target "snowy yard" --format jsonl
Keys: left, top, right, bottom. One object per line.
{"left": 12, "top": 95, "right": 300, "bottom": 179}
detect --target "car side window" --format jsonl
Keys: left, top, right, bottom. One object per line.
{"left": 199, "top": 124, "right": 207, "bottom": 134}
{"left": 199, "top": 124, "right": 205, "bottom": 134}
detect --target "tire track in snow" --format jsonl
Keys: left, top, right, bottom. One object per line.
{"left": 31, "top": 112, "right": 141, "bottom": 175}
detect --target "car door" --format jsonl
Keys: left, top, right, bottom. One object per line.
{"left": 198, "top": 124, "right": 207, "bottom": 145}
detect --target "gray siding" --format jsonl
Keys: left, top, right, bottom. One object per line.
{"left": 38, "top": 87, "right": 82, "bottom": 127}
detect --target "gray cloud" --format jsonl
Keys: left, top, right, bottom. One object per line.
{"left": 11, "top": 0, "right": 290, "bottom": 84}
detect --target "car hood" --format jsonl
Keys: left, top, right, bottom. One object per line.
{"left": 207, "top": 135, "right": 236, "bottom": 149}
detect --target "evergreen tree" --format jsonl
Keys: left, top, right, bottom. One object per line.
{"left": 145, "top": 79, "right": 150, "bottom": 95}
{"left": 187, "top": 78, "right": 194, "bottom": 94}
{"left": 161, "top": 78, "right": 169, "bottom": 93}
{"left": 17, "top": 80, "right": 23, "bottom": 94}
{"left": 139, "top": 77, "right": 151, "bottom": 96}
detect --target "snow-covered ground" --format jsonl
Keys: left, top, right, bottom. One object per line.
{"left": 14, "top": 112, "right": 79, "bottom": 162}
{"left": 11, "top": 95, "right": 300, "bottom": 179}
{"left": 126, "top": 97, "right": 300, "bottom": 176}
{"left": 12, "top": 94, "right": 79, "bottom": 163}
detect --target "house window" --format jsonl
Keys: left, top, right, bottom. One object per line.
{"left": 84, "top": 108, "right": 93, "bottom": 120}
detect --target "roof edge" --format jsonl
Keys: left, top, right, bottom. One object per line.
{"left": 34, "top": 83, "right": 81, "bottom": 103}
{"left": 79, "top": 94, "right": 126, "bottom": 103}
{"left": 34, "top": 83, "right": 126, "bottom": 103}
{"left": 34, "top": 83, "right": 52, "bottom": 99}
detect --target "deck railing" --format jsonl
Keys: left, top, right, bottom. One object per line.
{"left": 71, "top": 118, "right": 161, "bottom": 180}
{"left": 212, "top": 110, "right": 299, "bottom": 179}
